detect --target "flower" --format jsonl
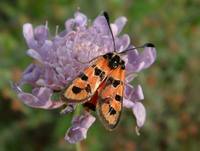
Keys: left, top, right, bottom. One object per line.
{"left": 13, "top": 11, "right": 156, "bottom": 144}
{"left": 64, "top": 112, "right": 96, "bottom": 143}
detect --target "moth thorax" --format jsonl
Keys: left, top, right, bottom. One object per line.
{"left": 103, "top": 53, "right": 121, "bottom": 69}
{"left": 109, "top": 55, "right": 121, "bottom": 69}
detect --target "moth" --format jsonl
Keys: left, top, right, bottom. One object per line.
{"left": 61, "top": 12, "right": 154, "bottom": 130}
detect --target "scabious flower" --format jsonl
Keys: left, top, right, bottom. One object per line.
{"left": 13, "top": 11, "right": 156, "bottom": 143}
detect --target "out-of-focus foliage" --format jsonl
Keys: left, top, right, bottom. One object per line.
{"left": 0, "top": 0, "right": 199, "bottom": 151}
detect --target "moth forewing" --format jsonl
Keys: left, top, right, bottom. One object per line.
{"left": 62, "top": 56, "right": 112, "bottom": 103}
{"left": 96, "top": 63, "right": 125, "bottom": 130}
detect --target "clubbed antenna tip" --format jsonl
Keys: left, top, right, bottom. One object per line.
{"left": 144, "top": 43, "right": 155, "bottom": 48}
{"left": 103, "top": 11, "right": 116, "bottom": 51}
{"left": 103, "top": 12, "right": 109, "bottom": 21}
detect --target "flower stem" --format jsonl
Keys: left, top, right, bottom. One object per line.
{"left": 74, "top": 104, "right": 82, "bottom": 151}
{"left": 76, "top": 142, "right": 82, "bottom": 151}
{"left": 74, "top": 104, "right": 81, "bottom": 116}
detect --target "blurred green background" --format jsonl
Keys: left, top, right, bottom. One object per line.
{"left": 0, "top": 0, "right": 200, "bottom": 151}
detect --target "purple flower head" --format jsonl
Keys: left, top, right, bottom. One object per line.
{"left": 13, "top": 11, "right": 156, "bottom": 144}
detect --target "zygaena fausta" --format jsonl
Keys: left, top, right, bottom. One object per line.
{"left": 61, "top": 12, "right": 155, "bottom": 130}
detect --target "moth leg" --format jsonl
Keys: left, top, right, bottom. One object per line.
{"left": 60, "top": 103, "right": 76, "bottom": 115}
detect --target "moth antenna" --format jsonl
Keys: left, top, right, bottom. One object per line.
{"left": 119, "top": 43, "right": 155, "bottom": 55}
{"left": 103, "top": 12, "right": 116, "bottom": 52}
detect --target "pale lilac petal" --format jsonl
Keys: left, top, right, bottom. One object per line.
{"left": 93, "top": 16, "right": 110, "bottom": 35}
{"left": 124, "top": 85, "right": 146, "bottom": 128}
{"left": 64, "top": 12, "right": 87, "bottom": 32}
{"left": 141, "top": 46, "right": 156, "bottom": 69}
{"left": 65, "top": 112, "right": 95, "bottom": 144}
{"left": 114, "top": 16, "right": 127, "bottom": 35}
{"left": 125, "top": 84, "right": 144, "bottom": 102}
{"left": 32, "top": 87, "right": 52, "bottom": 101}
{"left": 125, "top": 48, "right": 139, "bottom": 72}
{"left": 38, "top": 40, "right": 55, "bottom": 62}
{"left": 125, "top": 73, "right": 137, "bottom": 83}
{"left": 12, "top": 83, "right": 64, "bottom": 109}
{"left": 131, "top": 85, "right": 144, "bottom": 101}
{"left": 23, "top": 23, "right": 38, "bottom": 49}
{"left": 65, "top": 19, "right": 75, "bottom": 32}
{"left": 65, "top": 127, "right": 87, "bottom": 144}
{"left": 42, "top": 65, "right": 66, "bottom": 89}
{"left": 124, "top": 84, "right": 134, "bottom": 99}
{"left": 26, "top": 49, "right": 43, "bottom": 62}
{"left": 132, "top": 102, "right": 146, "bottom": 128}
{"left": 21, "top": 64, "right": 42, "bottom": 84}
{"left": 74, "top": 12, "right": 87, "bottom": 27}
{"left": 34, "top": 25, "right": 49, "bottom": 44}
{"left": 110, "top": 24, "right": 118, "bottom": 36}
{"left": 116, "top": 34, "right": 130, "bottom": 51}
{"left": 44, "top": 66, "right": 57, "bottom": 85}
{"left": 72, "top": 112, "right": 96, "bottom": 129}
{"left": 126, "top": 49, "right": 144, "bottom": 73}
{"left": 127, "top": 47, "right": 139, "bottom": 58}
{"left": 127, "top": 46, "right": 156, "bottom": 73}
{"left": 123, "top": 98, "right": 134, "bottom": 108}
